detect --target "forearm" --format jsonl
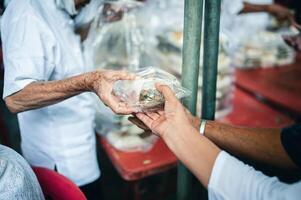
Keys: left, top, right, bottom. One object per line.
{"left": 5, "top": 71, "right": 98, "bottom": 113}
{"left": 204, "top": 121, "right": 297, "bottom": 170}
{"left": 163, "top": 126, "right": 221, "bottom": 187}
{"left": 240, "top": 2, "right": 270, "bottom": 14}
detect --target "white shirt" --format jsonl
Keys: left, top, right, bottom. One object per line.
{"left": 1, "top": 0, "right": 100, "bottom": 186}
{"left": 208, "top": 151, "right": 301, "bottom": 200}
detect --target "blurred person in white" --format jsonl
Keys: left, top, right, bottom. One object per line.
{"left": 130, "top": 84, "right": 301, "bottom": 200}
{"left": 1, "top": 0, "right": 132, "bottom": 199}
{"left": 221, "top": 0, "right": 293, "bottom": 48}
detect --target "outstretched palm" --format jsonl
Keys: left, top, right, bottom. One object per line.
{"left": 136, "top": 85, "right": 192, "bottom": 138}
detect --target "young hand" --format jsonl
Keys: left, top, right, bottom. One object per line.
{"left": 129, "top": 104, "right": 201, "bottom": 132}
{"left": 135, "top": 84, "right": 195, "bottom": 138}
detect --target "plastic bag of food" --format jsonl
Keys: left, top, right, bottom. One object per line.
{"left": 113, "top": 67, "right": 191, "bottom": 111}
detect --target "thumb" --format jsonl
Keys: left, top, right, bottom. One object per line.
{"left": 111, "top": 71, "right": 136, "bottom": 81}
{"left": 155, "top": 84, "right": 177, "bottom": 103}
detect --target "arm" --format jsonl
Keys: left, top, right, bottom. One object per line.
{"left": 5, "top": 72, "right": 90, "bottom": 113}
{"left": 240, "top": 2, "right": 270, "bottom": 13}
{"left": 240, "top": 2, "right": 293, "bottom": 22}
{"left": 134, "top": 86, "right": 301, "bottom": 200}
{"left": 204, "top": 121, "right": 297, "bottom": 170}
{"left": 135, "top": 85, "right": 221, "bottom": 187}
{"left": 188, "top": 117, "right": 297, "bottom": 170}
{"left": 131, "top": 109, "right": 297, "bottom": 170}
{"left": 5, "top": 70, "right": 135, "bottom": 114}
{"left": 162, "top": 129, "right": 300, "bottom": 200}
{"left": 162, "top": 124, "right": 220, "bottom": 187}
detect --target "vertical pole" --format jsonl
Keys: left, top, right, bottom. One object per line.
{"left": 202, "top": 0, "right": 221, "bottom": 120}
{"left": 179, "top": 0, "right": 203, "bottom": 200}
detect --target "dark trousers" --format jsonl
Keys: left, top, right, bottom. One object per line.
{"left": 80, "top": 177, "right": 103, "bottom": 200}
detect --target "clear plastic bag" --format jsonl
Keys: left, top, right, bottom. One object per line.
{"left": 83, "top": 0, "right": 170, "bottom": 72}
{"left": 113, "top": 67, "right": 191, "bottom": 112}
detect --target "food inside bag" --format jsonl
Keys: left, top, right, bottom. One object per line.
{"left": 113, "top": 67, "right": 191, "bottom": 111}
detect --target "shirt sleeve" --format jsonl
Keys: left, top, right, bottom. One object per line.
{"left": 208, "top": 151, "right": 301, "bottom": 200}
{"left": 1, "top": 9, "right": 55, "bottom": 99}
{"left": 281, "top": 124, "right": 301, "bottom": 168}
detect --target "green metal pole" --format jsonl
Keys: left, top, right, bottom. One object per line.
{"left": 202, "top": 0, "right": 221, "bottom": 120}
{"left": 179, "top": 0, "right": 203, "bottom": 200}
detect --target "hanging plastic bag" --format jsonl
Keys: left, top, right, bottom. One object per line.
{"left": 83, "top": 0, "right": 172, "bottom": 72}
{"left": 84, "top": 0, "right": 144, "bottom": 70}
{"left": 113, "top": 67, "right": 191, "bottom": 112}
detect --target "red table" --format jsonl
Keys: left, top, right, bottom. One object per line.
{"left": 219, "top": 89, "right": 294, "bottom": 128}
{"left": 235, "top": 62, "right": 301, "bottom": 115}
{"left": 99, "top": 137, "right": 177, "bottom": 181}
{"left": 99, "top": 137, "right": 177, "bottom": 200}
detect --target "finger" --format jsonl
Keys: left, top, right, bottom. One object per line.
{"left": 104, "top": 94, "right": 135, "bottom": 114}
{"left": 128, "top": 116, "right": 150, "bottom": 130}
{"left": 155, "top": 84, "right": 177, "bottom": 103}
{"left": 136, "top": 113, "right": 154, "bottom": 128}
{"left": 112, "top": 71, "right": 136, "bottom": 81}
{"left": 146, "top": 112, "right": 160, "bottom": 121}
{"left": 115, "top": 102, "right": 136, "bottom": 114}
{"left": 151, "top": 115, "right": 166, "bottom": 130}
{"left": 157, "top": 110, "right": 165, "bottom": 116}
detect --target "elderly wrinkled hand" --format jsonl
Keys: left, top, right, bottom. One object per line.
{"left": 134, "top": 84, "right": 195, "bottom": 138}
{"left": 89, "top": 70, "right": 135, "bottom": 115}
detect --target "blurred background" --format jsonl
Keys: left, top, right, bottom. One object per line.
{"left": 0, "top": 0, "right": 300, "bottom": 199}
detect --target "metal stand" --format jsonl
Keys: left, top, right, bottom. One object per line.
{"left": 178, "top": 0, "right": 221, "bottom": 199}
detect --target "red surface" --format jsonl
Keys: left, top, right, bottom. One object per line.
{"left": 219, "top": 89, "right": 294, "bottom": 128}
{"left": 235, "top": 62, "right": 301, "bottom": 115}
{"left": 32, "top": 167, "right": 86, "bottom": 200}
{"left": 99, "top": 137, "right": 177, "bottom": 181}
